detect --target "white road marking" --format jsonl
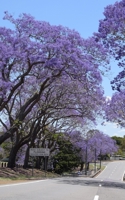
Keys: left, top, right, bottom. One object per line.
{"left": 121, "top": 170, "right": 125, "bottom": 181}
{"left": 0, "top": 179, "right": 47, "bottom": 187}
{"left": 94, "top": 195, "right": 99, "bottom": 200}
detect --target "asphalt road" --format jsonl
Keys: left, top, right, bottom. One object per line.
{"left": 0, "top": 161, "right": 125, "bottom": 200}
{"left": 96, "top": 160, "right": 125, "bottom": 181}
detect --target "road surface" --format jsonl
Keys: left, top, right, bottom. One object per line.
{"left": 96, "top": 160, "right": 125, "bottom": 181}
{"left": 0, "top": 161, "right": 125, "bottom": 200}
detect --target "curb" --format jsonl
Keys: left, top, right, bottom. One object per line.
{"left": 90, "top": 170, "right": 101, "bottom": 178}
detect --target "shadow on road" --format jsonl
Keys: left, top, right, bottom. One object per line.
{"left": 57, "top": 178, "right": 125, "bottom": 190}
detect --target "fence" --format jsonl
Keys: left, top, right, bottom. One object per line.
{"left": 0, "top": 162, "right": 8, "bottom": 167}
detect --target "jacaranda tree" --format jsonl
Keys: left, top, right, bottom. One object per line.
{"left": 65, "top": 129, "right": 117, "bottom": 165}
{"left": 0, "top": 12, "right": 108, "bottom": 168}
{"left": 95, "top": 0, "right": 125, "bottom": 91}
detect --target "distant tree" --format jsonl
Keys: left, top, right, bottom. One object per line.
{"left": 52, "top": 137, "right": 81, "bottom": 174}
{"left": 121, "top": 135, "right": 125, "bottom": 151}
{"left": 112, "top": 136, "right": 123, "bottom": 146}
{"left": 84, "top": 130, "right": 118, "bottom": 162}
{"left": 112, "top": 135, "right": 125, "bottom": 156}
{"left": 64, "top": 129, "right": 118, "bottom": 170}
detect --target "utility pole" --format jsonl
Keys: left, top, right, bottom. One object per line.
{"left": 94, "top": 148, "right": 96, "bottom": 172}
{"left": 85, "top": 146, "right": 87, "bottom": 175}
{"left": 100, "top": 150, "right": 101, "bottom": 169}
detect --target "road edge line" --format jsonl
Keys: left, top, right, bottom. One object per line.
{"left": 0, "top": 179, "right": 47, "bottom": 187}
{"left": 94, "top": 195, "right": 99, "bottom": 200}
{"left": 95, "top": 166, "right": 107, "bottom": 178}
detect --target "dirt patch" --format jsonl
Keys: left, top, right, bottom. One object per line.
{"left": 0, "top": 179, "right": 32, "bottom": 185}
{"left": 0, "top": 167, "right": 60, "bottom": 185}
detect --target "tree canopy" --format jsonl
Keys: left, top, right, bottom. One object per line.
{"left": 0, "top": 11, "right": 118, "bottom": 169}
{"left": 95, "top": 0, "right": 125, "bottom": 91}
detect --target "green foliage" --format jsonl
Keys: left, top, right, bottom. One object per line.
{"left": 13, "top": 119, "right": 22, "bottom": 126}
{"left": 112, "top": 136, "right": 123, "bottom": 146}
{"left": 52, "top": 139, "right": 81, "bottom": 174}
{"left": 112, "top": 135, "right": 125, "bottom": 156}
{"left": 1, "top": 139, "right": 12, "bottom": 158}
{"left": 121, "top": 136, "right": 125, "bottom": 150}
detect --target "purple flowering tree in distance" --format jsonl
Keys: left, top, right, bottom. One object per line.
{"left": 0, "top": 12, "right": 108, "bottom": 167}
{"left": 87, "top": 130, "right": 118, "bottom": 161}
{"left": 105, "top": 89, "right": 125, "bottom": 128}
{"left": 66, "top": 129, "right": 117, "bottom": 170}
{"left": 95, "top": 0, "right": 125, "bottom": 91}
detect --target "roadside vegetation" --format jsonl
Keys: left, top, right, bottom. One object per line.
{"left": 111, "top": 136, "right": 125, "bottom": 157}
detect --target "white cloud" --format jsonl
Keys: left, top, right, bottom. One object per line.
{"left": 118, "top": 129, "right": 125, "bottom": 133}
{"left": 97, "top": 122, "right": 125, "bottom": 137}
{"left": 112, "top": 123, "right": 119, "bottom": 129}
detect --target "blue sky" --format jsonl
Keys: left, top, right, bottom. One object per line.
{"left": 0, "top": 0, "right": 124, "bottom": 137}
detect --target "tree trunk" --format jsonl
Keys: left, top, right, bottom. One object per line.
{"left": 23, "top": 146, "right": 30, "bottom": 169}
{"left": 8, "top": 146, "right": 19, "bottom": 168}
{"left": 35, "top": 157, "right": 41, "bottom": 169}
{"left": 87, "top": 162, "right": 89, "bottom": 170}
{"left": 80, "top": 162, "right": 84, "bottom": 171}
{"left": 44, "top": 157, "right": 48, "bottom": 170}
